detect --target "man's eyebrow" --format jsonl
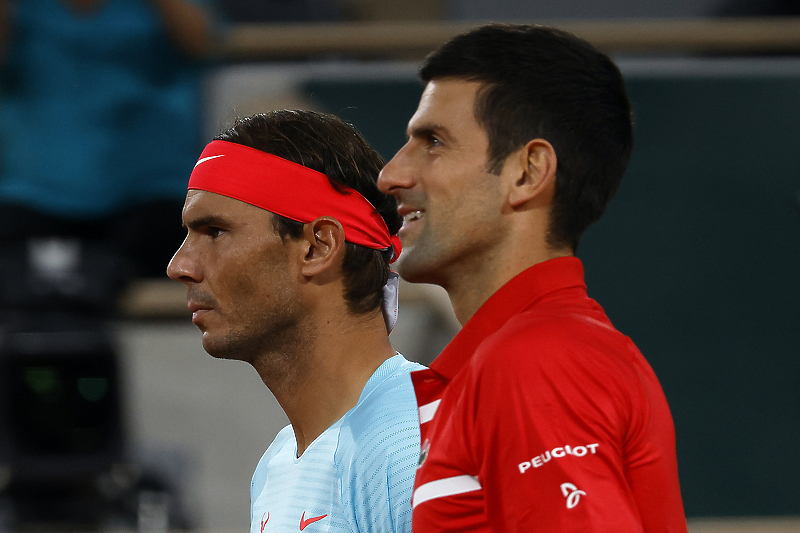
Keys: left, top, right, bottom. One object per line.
{"left": 407, "top": 123, "right": 450, "bottom": 140}
{"left": 183, "top": 214, "right": 231, "bottom": 230}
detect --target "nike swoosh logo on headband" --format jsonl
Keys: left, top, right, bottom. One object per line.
{"left": 194, "top": 154, "right": 225, "bottom": 167}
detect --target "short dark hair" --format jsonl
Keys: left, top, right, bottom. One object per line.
{"left": 214, "top": 110, "right": 401, "bottom": 315}
{"left": 421, "top": 24, "right": 634, "bottom": 251}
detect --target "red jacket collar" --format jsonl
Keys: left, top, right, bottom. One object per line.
{"left": 429, "top": 256, "right": 586, "bottom": 380}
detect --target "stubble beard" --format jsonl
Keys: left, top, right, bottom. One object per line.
{"left": 396, "top": 225, "right": 433, "bottom": 282}
{"left": 396, "top": 231, "right": 452, "bottom": 289}
{"left": 204, "top": 298, "right": 315, "bottom": 395}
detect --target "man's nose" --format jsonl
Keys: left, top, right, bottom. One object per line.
{"left": 166, "top": 236, "right": 201, "bottom": 283}
{"left": 378, "top": 142, "right": 416, "bottom": 195}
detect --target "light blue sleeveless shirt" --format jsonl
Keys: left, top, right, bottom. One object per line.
{"left": 250, "top": 354, "right": 423, "bottom": 533}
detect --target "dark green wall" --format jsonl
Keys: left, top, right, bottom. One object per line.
{"left": 303, "top": 65, "right": 800, "bottom": 517}
{"left": 304, "top": 79, "right": 425, "bottom": 162}
{"left": 581, "top": 74, "right": 800, "bottom": 516}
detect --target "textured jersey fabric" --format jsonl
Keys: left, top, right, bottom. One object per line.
{"left": 410, "top": 257, "right": 687, "bottom": 533}
{"left": 250, "top": 354, "right": 424, "bottom": 533}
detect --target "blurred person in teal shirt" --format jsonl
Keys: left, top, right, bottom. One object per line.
{"left": 0, "top": 0, "right": 216, "bottom": 282}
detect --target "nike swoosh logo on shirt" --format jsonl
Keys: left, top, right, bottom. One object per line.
{"left": 299, "top": 512, "right": 328, "bottom": 530}
{"left": 194, "top": 154, "right": 225, "bottom": 167}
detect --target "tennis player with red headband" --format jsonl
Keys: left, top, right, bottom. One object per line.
{"left": 167, "top": 110, "right": 422, "bottom": 532}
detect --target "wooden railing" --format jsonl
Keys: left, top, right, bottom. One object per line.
{"left": 221, "top": 17, "right": 800, "bottom": 59}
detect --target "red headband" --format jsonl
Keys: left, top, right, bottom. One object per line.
{"left": 188, "top": 140, "right": 400, "bottom": 262}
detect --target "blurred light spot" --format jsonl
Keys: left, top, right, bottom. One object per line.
{"left": 24, "top": 367, "right": 59, "bottom": 395}
{"left": 77, "top": 377, "right": 109, "bottom": 402}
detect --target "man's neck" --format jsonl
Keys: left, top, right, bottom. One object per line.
{"left": 445, "top": 246, "right": 573, "bottom": 325}
{"left": 254, "top": 310, "right": 395, "bottom": 457}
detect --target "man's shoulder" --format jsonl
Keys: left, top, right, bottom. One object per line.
{"left": 256, "top": 424, "right": 294, "bottom": 464}
{"left": 342, "top": 354, "right": 423, "bottom": 447}
{"left": 334, "top": 355, "right": 421, "bottom": 533}
{"left": 361, "top": 354, "right": 426, "bottom": 401}
{"left": 472, "top": 304, "right": 643, "bottom": 385}
{"left": 251, "top": 424, "right": 295, "bottom": 497}
{"left": 335, "top": 354, "right": 422, "bottom": 473}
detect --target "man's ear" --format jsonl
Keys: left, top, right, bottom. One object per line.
{"left": 507, "top": 138, "right": 557, "bottom": 208}
{"left": 299, "top": 217, "right": 346, "bottom": 278}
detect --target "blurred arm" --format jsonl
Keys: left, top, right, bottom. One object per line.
{"left": 149, "top": 0, "right": 215, "bottom": 59}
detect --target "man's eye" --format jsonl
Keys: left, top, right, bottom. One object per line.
{"left": 427, "top": 135, "right": 442, "bottom": 148}
{"left": 207, "top": 227, "right": 223, "bottom": 238}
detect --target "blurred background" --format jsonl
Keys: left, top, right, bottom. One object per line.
{"left": 0, "top": 0, "right": 798, "bottom": 531}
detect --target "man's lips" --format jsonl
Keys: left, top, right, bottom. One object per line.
{"left": 403, "top": 210, "right": 424, "bottom": 224}
{"left": 187, "top": 301, "right": 212, "bottom": 313}
{"left": 396, "top": 206, "right": 425, "bottom": 241}
{"left": 187, "top": 301, "right": 213, "bottom": 324}
{"left": 398, "top": 205, "right": 425, "bottom": 225}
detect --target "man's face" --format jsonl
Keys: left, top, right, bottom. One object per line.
{"left": 167, "top": 190, "right": 306, "bottom": 362}
{"left": 377, "top": 79, "right": 508, "bottom": 286}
